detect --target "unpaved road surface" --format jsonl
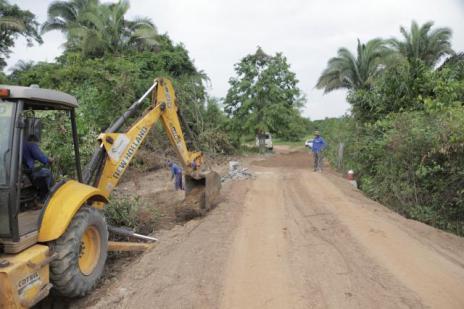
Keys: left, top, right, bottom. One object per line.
{"left": 77, "top": 148, "right": 464, "bottom": 309}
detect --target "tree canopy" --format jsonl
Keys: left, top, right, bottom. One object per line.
{"left": 314, "top": 20, "right": 464, "bottom": 235}
{"left": 317, "top": 21, "right": 454, "bottom": 95}
{"left": 0, "top": 0, "right": 42, "bottom": 69}
{"left": 316, "top": 39, "right": 391, "bottom": 93}
{"left": 42, "top": 0, "right": 158, "bottom": 57}
{"left": 224, "top": 47, "right": 308, "bottom": 142}
{"left": 389, "top": 21, "right": 453, "bottom": 67}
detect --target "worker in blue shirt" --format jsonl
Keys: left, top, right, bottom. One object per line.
{"left": 312, "top": 131, "right": 326, "bottom": 172}
{"left": 167, "top": 160, "right": 184, "bottom": 190}
{"left": 23, "top": 134, "right": 54, "bottom": 202}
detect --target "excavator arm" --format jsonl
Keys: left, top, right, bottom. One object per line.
{"left": 0, "top": 78, "right": 220, "bottom": 309}
{"left": 88, "top": 78, "right": 220, "bottom": 212}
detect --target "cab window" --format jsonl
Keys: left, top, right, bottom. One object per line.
{"left": 0, "top": 101, "right": 15, "bottom": 185}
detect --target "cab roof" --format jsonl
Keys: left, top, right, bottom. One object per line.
{"left": 0, "top": 85, "right": 78, "bottom": 109}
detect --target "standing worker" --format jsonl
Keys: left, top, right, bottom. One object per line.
{"left": 312, "top": 131, "right": 326, "bottom": 172}
{"left": 167, "top": 160, "right": 184, "bottom": 190}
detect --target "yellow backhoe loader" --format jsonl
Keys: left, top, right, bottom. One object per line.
{"left": 0, "top": 78, "right": 220, "bottom": 308}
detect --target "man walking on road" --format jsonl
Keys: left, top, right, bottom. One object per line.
{"left": 312, "top": 131, "right": 326, "bottom": 172}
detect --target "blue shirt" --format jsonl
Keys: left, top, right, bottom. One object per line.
{"left": 170, "top": 163, "right": 182, "bottom": 176}
{"left": 312, "top": 136, "right": 326, "bottom": 153}
{"left": 23, "top": 142, "right": 49, "bottom": 170}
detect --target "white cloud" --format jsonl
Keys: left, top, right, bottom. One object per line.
{"left": 7, "top": 0, "right": 464, "bottom": 119}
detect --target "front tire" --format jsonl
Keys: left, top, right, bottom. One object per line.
{"left": 49, "top": 206, "right": 108, "bottom": 297}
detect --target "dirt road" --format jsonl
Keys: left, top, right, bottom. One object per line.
{"left": 78, "top": 148, "right": 464, "bottom": 309}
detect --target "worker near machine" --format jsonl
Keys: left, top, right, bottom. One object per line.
{"left": 23, "top": 134, "right": 54, "bottom": 201}
{"left": 167, "top": 160, "right": 184, "bottom": 190}
{"left": 312, "top": 131, "right": 326, "bottom": 172}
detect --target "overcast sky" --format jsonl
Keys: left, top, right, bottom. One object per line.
{"left": 7, "top": 0, "right": 464, "bottom": 119}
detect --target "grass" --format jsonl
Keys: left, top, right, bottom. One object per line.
{"left": 105, "top": 194, "right": 160, "bottom": 235}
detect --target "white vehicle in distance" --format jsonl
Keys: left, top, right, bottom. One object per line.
{"left": 305, "top": 139, "right": 313, "bottom": 148}
{"left": 256, "top": 132, "right": 273, "bottom": 150}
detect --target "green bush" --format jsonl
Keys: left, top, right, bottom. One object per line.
{"left": 315, "top": 53, "right": 464, "bottom": 235}
{"left": 318, "top": 106, "right": 464, "bottom": 235}
{"left": 8, "top": 37, "right": 237, "bottom": 175}
{"left": 105, "top": 195, "right": 160, "bottom": 235}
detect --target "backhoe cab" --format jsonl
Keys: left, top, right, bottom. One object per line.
{"left": 0, "top": 85, "right": 108, "bottom": 307}
{"left": 0, "top": 78, "right": 220, "bottom": 308}
{"left": 0, "top": 85, "right": 88, "bottom": 247}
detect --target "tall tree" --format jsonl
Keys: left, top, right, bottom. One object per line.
{"left": 224, "top": 47, "right": 306, "bottom": 148}
{"left": 389, "top": 21, "right": 453, "bottom": 67}
{"left": 42, "top": 0, "right": 158, "bottom": 57}
{"left": 0, "top": 0, "right": 42, "bottom": 69}
{"left": 316, "top": 38, "right": 391, "bottom": 93}
{"left": 41, "top": 0, "right": 97, "bottom": 34}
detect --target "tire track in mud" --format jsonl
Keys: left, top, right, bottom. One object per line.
{"left": 282, "top": 170, "right": 423, "bottom": 308}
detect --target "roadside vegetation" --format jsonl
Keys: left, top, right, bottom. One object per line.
{"left": 3, "top": 0, "right": 236, "bottom": 173}
{"left": 105, "top": 195, "right": 160, "bottom": 235}
{"left": 315, "top": 21, "right": 464, "bottom": 235}
{"left": 2, "top": 1, "right": 463, "bottom": 235}
{"left": 2, "top": 0, "right": 310, "bottom": 164}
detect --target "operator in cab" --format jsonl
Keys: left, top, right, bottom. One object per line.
{"left": 23, "top": 134, "right": 54, "bottom": 202}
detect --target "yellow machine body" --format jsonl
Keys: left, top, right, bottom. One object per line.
{"left": 0, "top": 181, "right": 107, "bottom": 308}
{"left": 0, "top": 245, "right": 50, "bottom": 308}
{"left": 0, "top": 77, "right": 220, "bottom": 308}
{"left": 38, "top": 180, "right": 108, "bottom": 242}
{"left": 96, "top": 78, "right": 204, "bottom": 198}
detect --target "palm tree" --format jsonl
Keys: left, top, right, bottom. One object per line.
{"left": 0, "top": 16, "right": 25, "bottom": 31}
{"left": 0, "top": 0, "right": 42, "bottom": 68}
{"left": 126, "top": 17, "right": 159, "bottom": 51}
{"left": 41, "top": 0, "right": 97, "bottom": 34}
{"left": 389, "top": 21, "right": 453, "bottom": 67}
{"left": 438, "top": 52, "right": 464, "bottom": 70}
{"left": 316, "top": 38, "right": 391, "bottom": 93}
{"left": 42, "top": 0, "right": 158, "bottom": 57}
{"left": 0, "top": 0, "right": 25, "bottom": 31}
{"left": 8, "top": 60, "right": 34, "bottom": 80}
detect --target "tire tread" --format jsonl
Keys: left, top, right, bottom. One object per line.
{"left": 49, "top": 206, "right": 108, "bottom": 297}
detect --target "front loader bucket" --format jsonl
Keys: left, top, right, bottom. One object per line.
{"left": 175, "top": 171, "right": 221, "bottom": 221}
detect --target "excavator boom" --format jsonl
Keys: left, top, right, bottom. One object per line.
{"left": 89, "top": 78, "right": 220, "bottom": 214}
{"left": 0, "top": 78, "right": 220, "bottom": 308}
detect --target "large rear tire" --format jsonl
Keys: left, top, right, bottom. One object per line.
{"left": 49, "top": 206, "right": 108, "bottom": 297}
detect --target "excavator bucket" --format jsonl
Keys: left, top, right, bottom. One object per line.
{"left": 176, "top": 171, "right": 222, "bottom": 220}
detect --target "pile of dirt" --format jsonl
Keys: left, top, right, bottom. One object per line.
{"left": 116, "top": 169, "right": 184, "bottom": 231}
{"left": 174, "top": 187, "right": 206, "bottom": 221}
{"left": 140, "top": 190, "right": 181, "bottom": 230}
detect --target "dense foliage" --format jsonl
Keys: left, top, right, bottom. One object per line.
{"left": 316, "top": 21, "right": 464, "bottom": 235}
{"left": 42, "top": 0, "right": 158, "bottom": 57}
{"left": 316, "top": 39, "right": 391, "bottom": 93}
{"left": 9, "top": 33, "right": 232, "bottom": 176}
{"left": 388, "top": 21, "right": 453, "bottom": 67}
{"left": 224, "top": 47, "right": 309, "bottom": 146}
